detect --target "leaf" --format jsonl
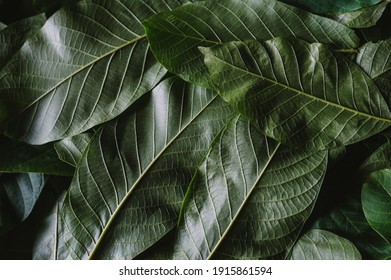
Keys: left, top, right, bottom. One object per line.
{"left": 0, "top": 13, "right": 46, "bottom": 69}
{"left": 313, "top": 197, "right": 391, "bottom": 259}
{"left": 362, "top": 169, "right": 391, "bottom": 244}
{"left": 0, "top": 173, "right": 47, "bottom": 238}
{"left": 328, "top": 2, "right": 388, "bottom": 28}
{"left": 60, "top": 77, "right": 236, "bottom": 259}
{"left": 174, "top": 115, "right": 327, "bottom": 260}
{"left": 201, "top": 38, "right": 391, "bottom": 150}
{"left": 0, "top": 0, "right": 187, "bottom": 145}
{"left": 32, "top": 177, "right": 71, "bottom": 260}
{"left": 0, "top": 135, "right": 74, "bottom": 176}
{"left": 0, "top": 22, "right": 6, "bottom": 31}
{"left": 290, "top": 229, "right": 362, "bottom": 260}
{"left": 143, "top": 0, "right": 359, "bottom": 88}
{"left": 54, "top": 132, "right": 94, "bottom": 167}
{"left": 278, "top": 0, "right": 383, "bottom": 14}
{"left": 357, "top": 39, "right": 391, "bottom": 107}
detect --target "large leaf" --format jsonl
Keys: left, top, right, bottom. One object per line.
{"left": 290, "top": 229, "right": 362, "bottom": 260}
{"left": 201, "top": 38, "right": 391, "bottom": 150}
{"left": 0, "top": 0, "right": 187, "bottom": 145}
{"left": 328, "top": 2, "right": 388, "bottom": 28}
{"left": 313, "top": 197, "right": 391, "bottom": 259}
{"left": 143, "top": 0, "right": 359, "bottom": 88}
{"left": 60, "top": 77, "right": 235, "bottom": 259}
{"left": 0, "top": 13, "right": 46, "bottom": 69}
{"left": 174, "top": 115, "right": 327, "bottom": 259}
{"left": 357, "top": 39, "right": 391, "bottom": 107}
{"left": 0, "top": 135, "right": 74, "bottom": 175}
{"left": 278, "top": 0, "right": 383, "bottom": 14}
{"left": 362, "top": 169, "right": 391, "bottom": 244}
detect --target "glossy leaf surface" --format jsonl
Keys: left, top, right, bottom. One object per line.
{"left": 143, "top": 0, "right": 359, "bottom": 88}
{"left": 362, "top": 169, "right": 391, "bottom": 244}
{"left": 0, "top": 0, "right": 186, "bottom": 144}
{"left": 201, "top": 38, "right": 391, "bottom": 150}
{"left": 60, "top": 77, "right": 235, "bottom": 259}
{"left": 174, "top": 115, "right": 327, "bottom": 259}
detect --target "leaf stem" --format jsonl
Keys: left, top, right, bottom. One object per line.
{"left": 334, "top": 48, "right": 358, "bottom": 53}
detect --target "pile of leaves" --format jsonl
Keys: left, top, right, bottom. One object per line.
{"left": 0, "top": 0, "right": 391, "bottom": 260}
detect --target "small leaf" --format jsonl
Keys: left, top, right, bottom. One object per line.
{"left": 0, "top": 135, "right": 74, "bottom": 176}
{"left": 60, "top": 77, "right": 235, "bottom": 259}
{"left": 362, "top": 169, "right": 391, "bottom": 244}
{"left": 357, "top": 39, "right": 391, "bottom": 107}
{"left": 201, "top": 38, "right": 391, "bottom": 150}
{"left": 328, "top": 2, "right": 388, "bottom": 28}
{"left": 290, "top": 229, "right": 362, "bottom": 260}
{"left": 0, "top": 0, "right": 187, "bottom": 144}
{"left": 143, "top": 0, "right": 359, "bottom": 88}
{"left": 278, "top": 0, "right": 383, "bottom": 14}
{"left": 174, "top": 115, "right": 327, "bottom": 259}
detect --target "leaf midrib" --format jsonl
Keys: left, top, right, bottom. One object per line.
{"left": 88, "top": 95, "right": 219, "bottom": 260}
{"left": 209, "top": 52, "right": 391, "bottom": 123}
{"left": 207, "top": 141, "right": 281, "bottom": 260}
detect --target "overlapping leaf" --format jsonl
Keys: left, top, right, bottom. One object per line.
{"left": 54, "top": 132, "right": 94, "bottom": 167}
{"left": 0, "top": 135, "right": 74, "bottom": 175}
{"left": 0, "top": 0, "right": 186, "bottom": 144}
{"left": 143, "top": 0, "right": 359, "bottom": 88}
{"left": 201, "top": 38, "right": 391, "bottom": 150}
{"left": 362, "top": 169, "right": 391, "bottom": 244}
{"left": 328, "top": 2, "right": 388, "bottom": 28}
{"left": 314, "top": 197, "right": 391, "bottom": 259}
{"left": 278, "top": 0, "right": 383, "bottom": 14}
{"left": 60, "top": 77, "right": 235, "bottom": 259}
{"left": 357, "top": 39, "right": 391, "bottom": 106}
{"left": 174, "top": 115, "right": 327, "bottom": 259}
{"left": 290, "top": 229, "right": 362, "bottom": 260}
{"left": 0, "top": 13, "right": 46, "bottom": 68}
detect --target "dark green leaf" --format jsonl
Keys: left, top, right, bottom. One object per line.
{"left": 313, "top": 197, "right": 391, "bottom": 259}
{"left": 143, "top": 0, "right": 359, "bottom": 88}
{"left": 290, "top": 229, "right": 362, "bottom": 260}
{"left": 0, "top": 0, "right": 187, "bottom": 145}
{"left": 357, "top": 39, "right": 391, "bottom": 107}
{"left": 0, "top": 13, "right": 46, "bottom": 69}
{"left": 60, "top": 77, "right": 235, "bottom": 259}
{"left": 174, "top": 115, "right": 327, "bottom": 259}
{"left": 0, "top": 135, "right": 74, "bottom": 176}
{"left": 54, "top": 133, "right": 94, "bottom": 167}
{"left": 328, "top": 2, "right": 388, "bottom": 28}
{"left": 201, "top": 38, "right": 391, "bottom": 150}
{"left": 278, "top": 0, "right": 383, "bottom": 14}
{"left": 362, "top": 169, "right": 391, "bottom": 244}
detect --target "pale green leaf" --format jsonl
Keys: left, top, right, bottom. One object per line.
{"left": 143, "top": 0, "right": 359, "bottom": 88}
{"left": 201, "top": 38, "right": 391, "bottom": 150}
{"left": 60, "top": 77, "right": 235, "bottom": 259}
{"left": 174, "top": 115, "right": 327, "bottom": 259}
{"left": 290, "top": 229, "right": 362, "bottom": 260}
{"left": 0, "top": 0, "right": 187, "bottom": 144}
{"left": 357, "top": 39, "right": 391, "bottom": 107}
{"left": 362, "top": 169, "right": 391, "bottom": 244}
{"left": 278, "top": 0, "right": 383, "bottom": 14}
{"left": 328, "top": 2, "right": 388, "bottom": 28}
